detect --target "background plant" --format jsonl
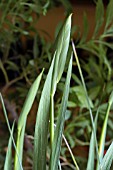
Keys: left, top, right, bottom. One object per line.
{"left": 0, "top": 0, "right": 71, "bottom": 95}
{"left": 63, "top": 2, "right": 113, "bottom": 167}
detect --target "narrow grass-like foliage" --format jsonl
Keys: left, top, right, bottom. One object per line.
{"left": 15, "top": 70, "right": 43, "bottom": 169}
{"left": 72, "top": 40, "right": 113, "bottom": 170}
{"left": 50, "top": 55, "right": 72, "bottom": 170}
{"left": 1, "top": 14, "right": 73, "bottom": 170}
{"left": 33, "top": 56, "right": 55, "bottom": 170}
{"left": 4, "top": 122, "right": 15, "bottom": 170}
{"left": 72, "top": 41, "right": 100, "bottom": 164}
{"left": 97, "top": 91, "right": 113, "bottom": 170}
{"left": 33, "top": 14, "right": 72, "bottom": 170}
{"left": 0, "top": 94, "right": 23, "bottom": 170}
{"left": 50, "top": 14, "right": 72, "bottom": 146}
{"left": 100, "top": 142, "right": 113, "bottom": 170}
{"left": 87, "top": 109, "right": 99, "bottom": 170}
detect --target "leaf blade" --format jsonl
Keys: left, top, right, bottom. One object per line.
{"left": 14, "top": 70, "right": 43, "bottom": 170}
{"left": 93, "top": 0, "right": 104, "bottom": 37}
{"left": 49, "top": 55, "right": 72, "bottom": 170}
{"left": 105, "top": 0, "right": 113, "bottom": 30}
{"left": 53, "top": 14, "right": 72, "bottom": 85}
{"left": 100, "top": 142, "right": 113, "bottom": 170}
{"left": 87, "top": 111, "right": 99, "bottom": 170}
{"left": 97, "top": 91, "right": 113, "bottom": 170}
{"left": 33, "top": 57, "right": 55, "bottom": 170}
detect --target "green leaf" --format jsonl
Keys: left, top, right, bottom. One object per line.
{"left": 72, "top": 73, "right": 82, "bottom": 85}
{"left": 50, "top": 14, "right": 72, "bottom": 147}
{"left": 80, "top": 13, "right": 89, "bottom": 44}
{"left": 5, "top": 61, "right": 19, "bottom": 72}
{"left": 49, "top": 56, "right": 72, "bottom": 170}
{"left": 93, "top": 0, "right": 104, "bottom": 37}
{"left": 94, "top": 40, "right": 113, "bottom": 49}
{"left": 14, "top": 70, "right": 43, "bottom": 170}
{"left": 53, "top": 14, "right": 72, "bottom": 85}
{"left": 100, "top": 142, "right": 113, "bottom": 170}
{"left": 71, "top": 86, "right": 94, "bottom": 109}
{"left": 105, "top": 0, "right": 113, "bottom": 30}
{"left": 0, "top": 94, "right": 23, "bottom": 170}
{"left": 67, "top": 101, "right": 77, "bottom": 108}
{"left": 87, "top": 110, "right": 99, "bottom": 170}
{"left": 0, "top": 0, "right": 12, "bottom": 25}
{"left": 86, "top": 132, "right": 95, "bottom": 170}
{"left": 20, "top": 3, "right": 43, "bottom": 14}
{"left": 97, "top": 91, "right": 113, "bottom": 170}
{"left": 4, "top": 122, "right": 15, "bottom": 170}
{"left": 89, "top": 86, "right": 101, "bottom": 101}
{"left": 33, "top": 57, "right": 55, "bottom": 170}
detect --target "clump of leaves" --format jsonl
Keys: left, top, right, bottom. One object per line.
{"left": 0, "top": 14, "right": 76, "bottom": 170}
{"left": 72, "top": 41, "right": 113, "bottom": 170}
{"left": 65, "top": 0, "right": 113, "bottom": 156}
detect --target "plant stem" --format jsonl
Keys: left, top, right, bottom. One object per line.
{"left": 72, "top": 40, "right": 100, "bottom": 164}
{"left": 1, "top": 75, "right": 23, "bottom": 93}
{"left": 63, "top": 134, "right": 80, "bottom": 170}
{"left": 0, "top": 60, "right": 9, "bottom": 84}
{"left": 58, "top": 161, "right": 62, "bottom": 170}
{"left": 53, "top": 123, "right": 79, "bottom": 170}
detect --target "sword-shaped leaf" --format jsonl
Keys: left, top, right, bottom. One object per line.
{"left": 49, "top": 55, "right": 72, "bottom": 170}
{"left": 105, "top": 0, "right": 113, "bottom": 30}
{"left": 33, "top": 57, "right": 55, "bottom": 170}
{"left": 50, "top": 14, "right": 72, "bottom": 147}
{"left": 100, "top": 142, "right": 113, "bottom": 170}
{"left": 52, "top": 14, "right": 72, "bottom": 90}
{"left": 87, "top": 111, "right": 99, "bottom": 170}
{"left": 93, "top": 0, "right": 104, "bottom": 37}
{"left": 97, "top": 91, "right": 113, "bottom": 170}
{"left": 14, "top": 70, "right": 43, "bottom": 170}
